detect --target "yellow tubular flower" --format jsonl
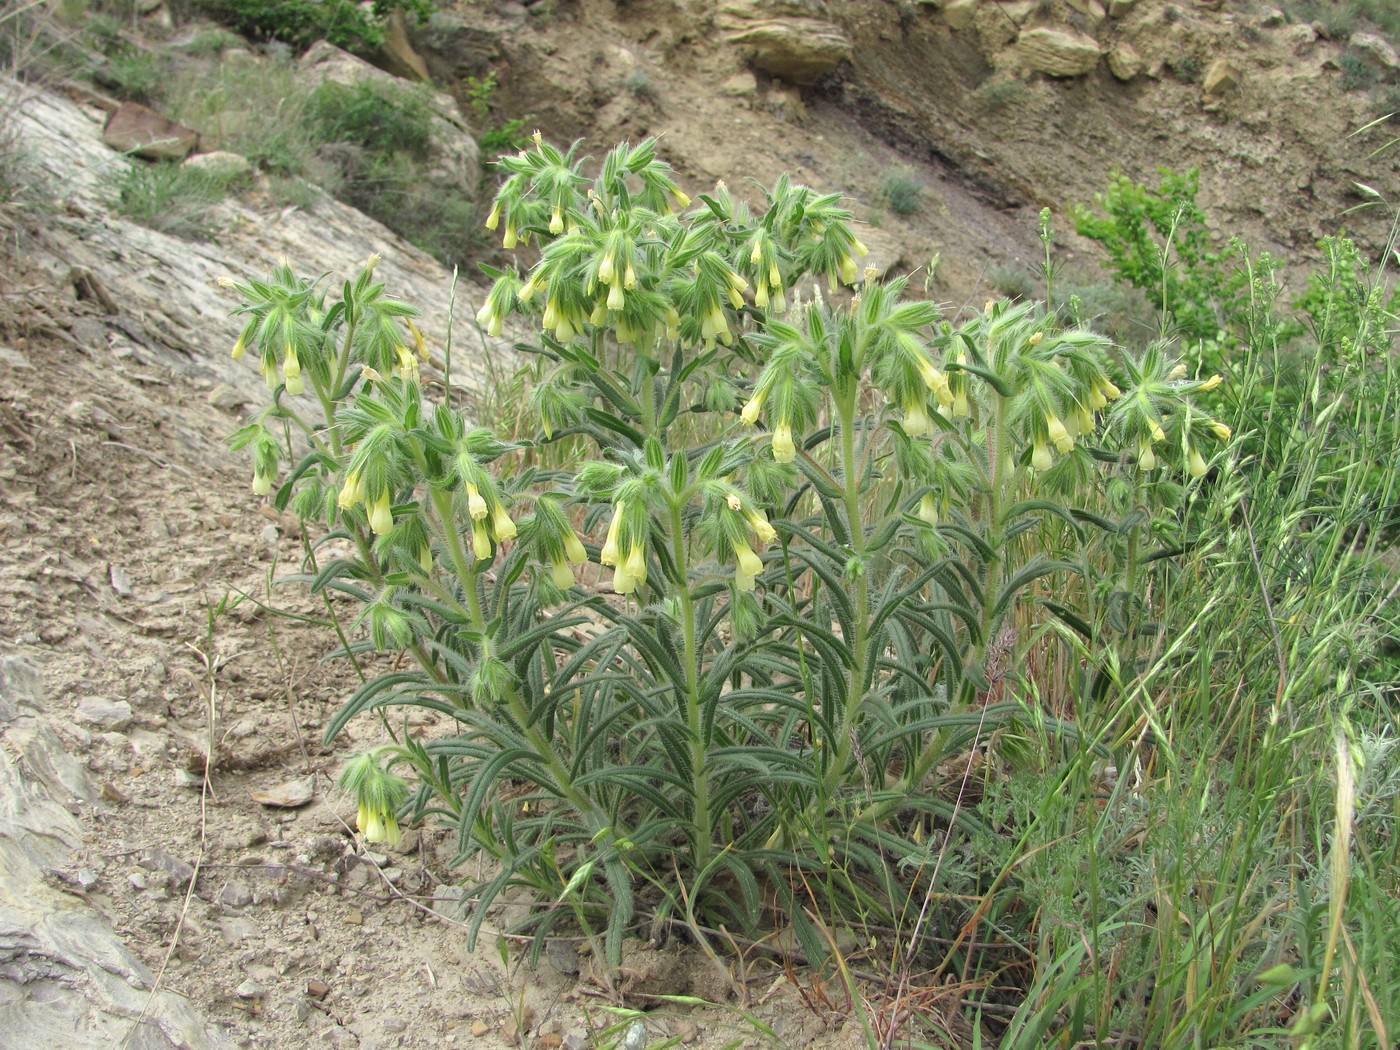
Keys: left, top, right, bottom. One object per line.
{"left": 1100, "top": 379, "right": 1122, "bottom": 400}
{"left": 607, "top": 282, "right": 625, "bottom": 311}
{"left": 252, "top": 472, "right": 273, "bottom": 496}
{"left": 1187, "top": 447, "right": 1208, "bottom": 478}
{"left": 740, "top": 388, "right": 767, "bottom": 425}
{"left": 541, "top": 299, "right": 558, "bottom": 329}
{"left": 600, "top": 502, "right": 625, "bottom": 566}
{"left": 1210, "top": 421, "right": 1232, "bottom": 440}
{"left": 1075, "top": 404, "right": 1095, "bottom": 435}
{"left": 733, "top": 539, "right": 762, "bottom": 579}
{"left": 282, "top": 345, "right": 303, "bottom": 395}
{"left": 563, "top": 530, "right": 589, "bottom": 564}
{"left": 485, "top": 200, "right": 501, "bottom": 230}
{"left": 746, "top": 508, "right": 777, "bottom": 545}
{"left": 338, "top": 468, "right": 365, "bottom": 510}
{"left": 1199, "top": 374, "right": 1224, "bottom": 391}
{"left": 1046, "top": 414, "right": 1073, "bottom": 454}
{"left": 465, "top": 482, "right": 488, "bottom": 521}
{"left": 1028, "top": 331, "right": 1044, "bottom": 347}
{"left": 754, "top": 282, "right": 769, "bottom": 309}
{"left": 408, "top": 320, "right": 428, "bottom": 360}
{"left": 490, "top": 501, "right": 517, "bottom": 542}
{"left": 471, "top": 519, "right": 492, "bottom": 560}
{"left": 549, "top": 206, "right": 564, "bottom": 235}
{"left": 672, "top": 188, "right": 690, "bottom": 209}
{"left": 1031, "top": 441, "right": 1053, "bottom": 472}
{"left": 380, "top": 813, "right": 402, "bottom": 849}
{"left": 624, "top": 262, "right": 637, "bottom": 290}
{"left": 1150, "top": 420, "right": 1166, "bottom": 443}
{"left": 953, "top": 389, "right": 970, "bottom": 417}
{"left": 622, "top": 544, "right": 647, "bottom": 590}
{"left": 903, "top": 400, "right": 932, "bottom": 437}
{"left": 231, "top": 334, "right": 246, "bottom": 360}
{"left": 838, "top": 254, "right": 859, "bottom": 285}
{"left": 418, "top": 545, "right": 433, "bottom": 573}
{"left": 362, "top": 809, "right": 384, "bottom": 843}
{"left": 1138, "top": 442, "right": 1157, "bottom": 471}
{"left": 1168, "top": 364, "right": 1188, "bottom": 380}
{"left": 918, "top": 492, "right": 939, "bottom": 527}
{"left": 503, "top": 223, "right": 517, "bottom": 250}
{"left": 1088, "top": 385, "right": 1108, "bottom": 410}
{"left": 369, "top": 491, "right": 393, "bottom": 535}
{"left": 772, "top": 422, "right": 796, "bottom": 463}
{"left": 598, "top": 252, "right": 616, "bottom": 286}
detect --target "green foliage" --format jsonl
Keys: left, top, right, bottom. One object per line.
{"left": 877, "top": 166, "right": 922, "bottom": 216}
{"left": 192, "top": 0, "right": 434, "bottom": 53}
{"left": 1339, "top": 49, "right": 1380, "bottom": 93}
{"left": 112, "top": 159, "right": 243, "bottom": 239}
{"left": 976, "top": 74, "right": 1029, "bottom": 112}
{"left": 1281, "top": 0, "right": 1400, "bottom": 41}
{"left": 1072, "top": 167, "right": 1247, "bottom": 349}
{"left": 465, "top": 72, "right": 530, "bottom": 154}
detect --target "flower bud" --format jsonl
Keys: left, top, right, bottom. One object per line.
{"left": 1075, "top": 404, "right": 1095, "bottom": 435}
{"left": 407, "top": 320, "right": 429, "bottom": 361}
{"left": 1150, "top": 420, "right": 1165, "bottom": 443}
{"left": 623, "top": 261, "right": 637, "bottom": 290}
{"left": 1088, "top": 385, "right": 1108, "bottom": 411}
{"left": 369, "top": 491, "right": 393, "bottom": 535}
{"left": 1168, "top": 364, "right": 1187, "bottom": 380}
{"left": 1137, "top": 442, "right": 1156, "bottom": 471}
{"left": 607, "top": 282, "right": 625, "bottom": 311}
{"left": 485, "top": 200, "right": 501, "bottom": 230}
{"left": 1028, "top": 331, "right": 1043, "bottom": 347}
{"left": 598, "top": 252, "right": 616, "bottom": 286}
{"left": 252, "top": 471, "right": 273, "bottom": 496}
{"left": 1199, "top": 374, "right": 1223, "bottom": 391}
{"left": 918, "top": 492, "right": 939, "bottom": 527}
{"left": 1210, "top": 421, "right": 1232, "bottom": 440}
{"left": 772, "top": 422, "right": 796, "bottom": 463}
{"left": 418, "top": 545, "right": 433, "bottom": 574}
{"left": 1100, "top": 379, "right": 1122, "bottom": 400}
{"left": 503, "top": 222, "right": 518, "bottom": 250}
{"left": 1046, "top": 414, "right": 1073, "bottom": 454}
{"left": 231, "top": 333, "right": 246, "bottom": 360}
{"left": 549, "top": 206, "right": 564, "bottom": 235}
{"left": 953, "top": 389, "right": 970, "bottom": 417}
{"left": 550, "top": 557, "right": 575, "bottom": 590}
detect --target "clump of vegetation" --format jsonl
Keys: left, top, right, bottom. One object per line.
{"left": 1339, "top": 48, "right": 1381, "bottom": 92}
{"left": 976, "top": 73, "right": 1029, "bottom": 111}
{"left": 465, "top": 71, "right": 529, "bottom": 153}
{"left": 877, "top": 165, "right": 923, "bottom": 216}
{"left": 192, "top": 0, "right": 434, "bottom": 54}
{"left": 113, "top": 158, "right": 245, "bottom": 239}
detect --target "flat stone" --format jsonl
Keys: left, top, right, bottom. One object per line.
{"left": 103, "top": 101, "right": 198, "bottom": 161}
{"left": 1107, "top": 42, "right": 1143, "bottom": 81}
{"left": 182, "top": 150, "right": 252, "bottom": 182}
{"left": 720, "top": 3, "right": 852, "bottom": 85}
{"left": 250, "top": 777, "right": 315, "bottom": 809}
{"left": 1018, "top": 27, "right": 1100, "bottom": 77}
{"left": 719, "top": 71, "right": 758, "bottom": 97}
{"left": 139, "top": 846, "right": 195, "bottom": 885}
{"left": 235, "top": 979, "right": 264, "bottom": 999}
{"left": 1107, "top": 0, "right": 1136, "bottom": 15}
{"left": 1349, "top": 32, "right": 1400, "bottom": 74}
{"left": 219, "top": 917, "right": 259, "bottom": 946}
{"left": 431, "top": 884, "right": 469, "bottom": 921}
{"left": 75, "top": 696, "right": 132, "bottom": 732}
{"left": 1202, "top": 57, "right": 1242, "bottom": 95}
{"left": 218, "top": 878, "right": 253, "bottom": 909}
{"left": 943, "top": 0, "right": 977, "bottom": 30}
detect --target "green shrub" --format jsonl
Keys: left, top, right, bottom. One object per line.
{"left": 1339, "top": 49, "right": 1380, "bottom": 92}
{"left": 1072, "top": 167, "right": 1248, "bottom": 347}
{"left": 878, "top": 166, "right": 922, "bottom": 216}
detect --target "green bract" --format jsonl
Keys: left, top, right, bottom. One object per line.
{"left": 227, "top": 138, "right": 1224, "bottom": 972}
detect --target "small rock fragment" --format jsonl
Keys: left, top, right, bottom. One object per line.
{"left": 218, "top": 879, "right": 254, "bottom": 909}
{"left": 109, "top": 564, "right": 133, "bottom": 598}
{"left": 307, "top": 978, "right": 331, "bottom": 1000}
{"left": 76, "top": 696, "right": 133, "bottom": 731}
{"left": 251, "top": 777, "right": 315, "bottom": 809}
{"left": 235, "top": 978, "right": 264, "bottom": 999}
{"left": 470, "top": 1020, "right": 490, "bottom": 1038}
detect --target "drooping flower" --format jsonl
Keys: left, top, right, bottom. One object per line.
{"left": 1186, "top": 446, "right": 1208, "bottom": 478}
{"left": 1031, "top": 440, "right": 1053, "bottom": 472}
{"left": 745, "top": 507, "right": 777, "bottom": 545}
{"left": 1137, "top": 442, "right": 1157, "bottom": 471}
{"left": 563, "top": 529, "right": 589, "bottom": 564}
{"left": 465, "top": 482, "right": 489, "bottom": 521}
{"left": 550, "top": 557, "right": 575, "bottom": 590}
{"left": 369, "top": 490, "right": 394, "bottom": 535}
{"left": 771, "top": 422, "right": 796, "bottom": 463}
{"left": 1046, "top": 414, "right": 1073, "bottom": 454}
{"left": 600, "top": 501, "right": 625, "bottom": 567}
{"left": 252, "top": 470, "right": 274, "bottom": 496}
{"left": 471, "top": 518, "right": 492, "bottom": 560}
{"left": 230, "top": 333, "right": 246, "bottom": 360}
{"left": 740, "top": 387, "right": 768, "bottom": 425}
{"left": 338, "top": 468, "right": 365, "bottom": 510}
{"left": 613, "top": 543, "right": 647, "bottom": 595}
{"left": 733, "top": 539, "right": 763, "bottom": 581}
{"left": 282, "top": 344, "right": 304, "bottom": 395}
{"left": 1210, "top": 421, "right": 1232, "bottom": 440}
{"left": 1199, "top": 374, "right": 1223, "bottom": 391}
{"left": 490, "top": 501, "right": 517, "bottom": 542}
